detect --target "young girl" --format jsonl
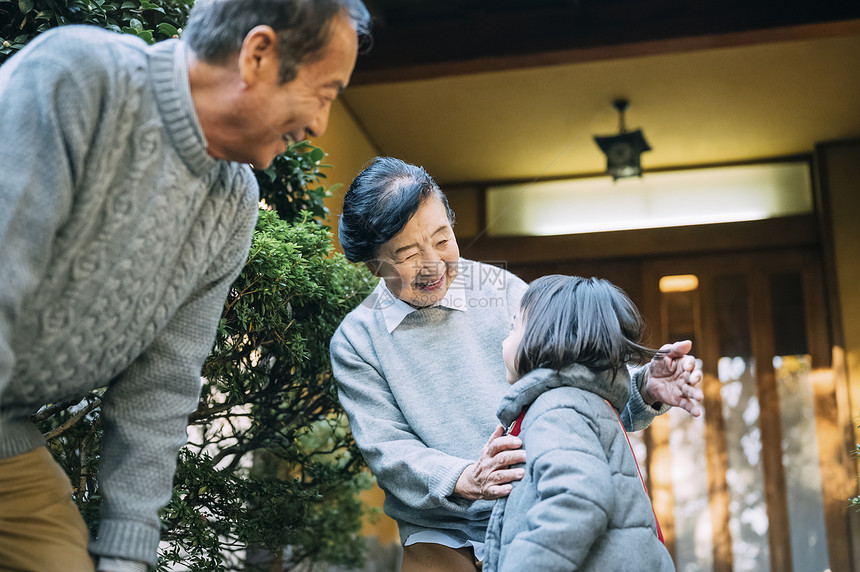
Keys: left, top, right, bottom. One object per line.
{"left": 482, "top": 275, "right": 675, "bottom": 572}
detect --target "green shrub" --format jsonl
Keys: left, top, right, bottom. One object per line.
{"left": 159, "top": 209, "right": 377, "bottom": 570}
{"left": 38, "top": 202, "right": 378, "bottom": 571}
{"left": 257, "top": 141, "right": 335, "bottom": 224}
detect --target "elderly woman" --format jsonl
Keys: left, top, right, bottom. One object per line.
{"left": 330, "top": 157, "right": 703, "bottom": 572}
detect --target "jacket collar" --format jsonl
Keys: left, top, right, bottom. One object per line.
{"left": 496, "top": 364, "right": 631, "bottom": 426}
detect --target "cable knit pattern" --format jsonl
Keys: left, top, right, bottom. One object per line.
{"left": 0, "top": 26, "right": 259, "bottom": 565}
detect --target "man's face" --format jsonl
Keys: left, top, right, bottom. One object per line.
{"left": 232, "top": 12, "right": 359, "bottom": 168}
{"left": 370, "top": 196, "right": 460, "bottom": 308}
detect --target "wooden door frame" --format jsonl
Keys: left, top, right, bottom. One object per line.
{"left": 641, "top": 248, "right": 851, "bottom": 572}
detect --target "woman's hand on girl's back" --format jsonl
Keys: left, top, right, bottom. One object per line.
{"left": 453, "top": 426, "right": 527, "bottom": 500}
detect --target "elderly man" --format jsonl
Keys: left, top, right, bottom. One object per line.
{"left": 331, "top": 157, "right": 703, "bottom": 572}
{"left": 0, "top": 1, "right": 369, "bottom": 570}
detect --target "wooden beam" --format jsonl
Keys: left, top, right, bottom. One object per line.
{"left": 639, "top": 266, "right": 676, "bottom": 561}
{"left": 697, "top": 275, "right": 734, "bottom": 572}
{"left": 811, "top": 364, "right": 855, "bottom": 572}
{"left": 648, "top": 414, "right": 677, "bottom": 560}
{"left": 459, "top": 215, "right": 819, "bottom": 265}
{"left": 800, "top": 252, "right": 856, "bottom": 570}
{"left": 749, "top": 271, "right": 793, "bottom": 572}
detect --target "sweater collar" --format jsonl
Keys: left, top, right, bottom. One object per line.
{"left": 496, "top": 365, "right": 631, "bottom": 427}
{"left": 148, "top": 40, "right": 216, "bottom": 177}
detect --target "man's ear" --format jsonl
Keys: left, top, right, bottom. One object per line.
{"left": 238, "top": 25, "right": 279, "bottom": 85}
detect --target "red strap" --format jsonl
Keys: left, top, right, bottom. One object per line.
{"left": 608, "top": 402, "right": 664, "bottom": 543}
{"left": 506, "top": 406, "right": 529, "bottom": 437}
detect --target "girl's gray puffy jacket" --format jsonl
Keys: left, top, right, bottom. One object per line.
{"left": 483, "top": 365, "right": 675, "bottom": 572}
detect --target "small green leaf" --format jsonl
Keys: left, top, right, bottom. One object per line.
{"left": 157, "top": 22, "right": 178, "bottom": 36}
{"left": 18, "top": 0, "right": 33, "bottom": 12}
{"left": 308, "top": 147, "right": 325, "bottom": 163}
{"left": 136, "top": 30, "right": 153, "bottom": 43}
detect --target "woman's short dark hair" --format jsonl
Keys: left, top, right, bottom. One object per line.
{"left": 339, "top": 156, "right": 455, "bottom": 263}
{"left": 183, "top": 0, "right": 372, "bottom": 84}
{"left": 515, "top": 275, "right": 655, "bottom": 377}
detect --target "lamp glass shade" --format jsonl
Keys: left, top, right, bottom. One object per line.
{"left": 593, "top": 129, "right": 651, "bottom": 180}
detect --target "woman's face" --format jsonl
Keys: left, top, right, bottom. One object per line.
{"left": 502, "top": 312, "right": 525, "bottom": 384}
{"left": 370, "top": 195, "right": 460, "bottom": 308}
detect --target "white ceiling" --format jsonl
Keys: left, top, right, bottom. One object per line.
{"left": 341, "top": 25, "right": 860, "bottom": 185}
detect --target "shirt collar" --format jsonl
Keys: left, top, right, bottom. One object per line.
{"left": 376, "top": 270, "right": 468, "bottom": 333}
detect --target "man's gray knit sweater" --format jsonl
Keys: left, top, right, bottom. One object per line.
{"left": 330, "top": 260, "right": 662, "bottom": 544}
{"left": 0, "top": 27, "right": 258, "bottom": 565}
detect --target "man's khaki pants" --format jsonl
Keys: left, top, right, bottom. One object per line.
{"left": 0, "top": 447, "right": 95, "bottom": 572}
{"left": 400, "top": 542, "right": 482, "bottom": 572}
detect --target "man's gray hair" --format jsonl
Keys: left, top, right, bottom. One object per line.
{"left": 183, "top": 0, "right": 371, "bottom": 84}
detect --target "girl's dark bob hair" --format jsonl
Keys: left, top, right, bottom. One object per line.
{"left": 338, "top": 156, "right": 454, "bottom": 263}
{"left": 514, "top": 275, "right": 656, "bottom": 377}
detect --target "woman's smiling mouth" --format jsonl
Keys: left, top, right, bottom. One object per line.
{"left": 417, "top": 275, "right": 445, "bottom": 291}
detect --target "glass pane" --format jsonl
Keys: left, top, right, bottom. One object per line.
{"left": 669, "top": 407, "right": 712, "bottom": 572}
{"left": 715, "top": 274, "right": 771, "bottom": 571}
{"left": 485, "top": 162, "right": 813, "bottom": 236}
{"left": 718, "top": 356, "right": 771, "bottom": 572}
{"left": 775, "top": 355, "right": 830, "bottom": 572}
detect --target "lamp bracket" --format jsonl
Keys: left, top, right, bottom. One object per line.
{"left": 613, "top": 98, "right": 629, "bottom": 133}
